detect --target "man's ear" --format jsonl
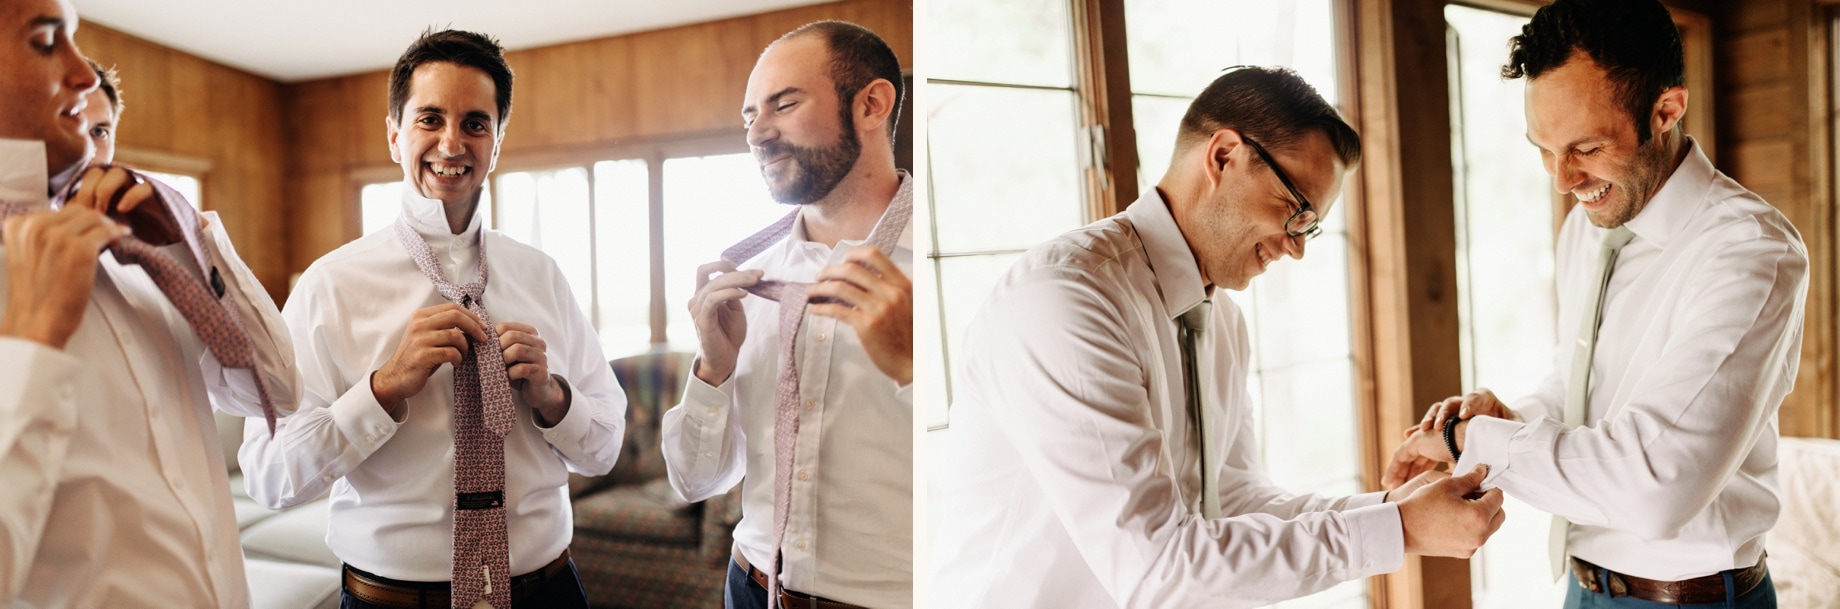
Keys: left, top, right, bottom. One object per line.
{"left": 1652, "top": 86, "right": 1688, "bottom": 135}
{"left": 854, "top": 78, "right": 898, "bottom": 136}
{"left": 385, "top": 115, "right": 402, "bottom": 164}
{"left": 1201, "top": 128, "right": 1245, "bottom": 192}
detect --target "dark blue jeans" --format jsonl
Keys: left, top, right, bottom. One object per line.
{"left": 725, "top": 558, "right": 769, "bottom": 609}
{"left": 339, "top": 559, "right": 590, "bottom": 609}
{"left": 1564, "top": 571, "right": 1775, "bottom": 609}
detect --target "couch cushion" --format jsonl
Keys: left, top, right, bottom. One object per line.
{"left": 574, "top": 478, "right": 698, "bottom": 546}
{"left": 1768, "top": 437, "right": 1840, "bottom": 607}
{"left": 598, "top": 351, "right": 693, "bottom": 487}
{"left": 241, "top": 499, "right": 341, "bottom": 569}
{"left": 244, "top": 558, "right": 340, "bottom": 609}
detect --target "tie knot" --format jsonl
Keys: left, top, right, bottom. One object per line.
{"left": 1602, "top": 225, "right": 1636, "bottom": 251}
{"left": 1179, "top": 300, "right": 1212, "bottom": 333}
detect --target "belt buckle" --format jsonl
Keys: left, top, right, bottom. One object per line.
{"left": 1607, "top": 573, "right": 1629, "bottom": 597}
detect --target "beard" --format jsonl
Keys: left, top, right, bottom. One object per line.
{"left": 758, "top": 107, "right": 862, "bottom": 206}
{"left": 1592, "top": 134, "right": 1673, "bottom": 228}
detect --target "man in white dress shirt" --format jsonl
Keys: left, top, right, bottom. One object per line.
{"left": 1387, "top": 1, "right": 1804, "bottom": 607}
{"left": 0, "top": 0, "right": 294, "bottom": 605}
{"left": 664, "top": 21, "right": 913, "bottom": 609}
{"left": 238, "top": 29, "right": 626, "bottom": 609}
{"left": 930, "top": 66, "right": 1509, "bottom": 609}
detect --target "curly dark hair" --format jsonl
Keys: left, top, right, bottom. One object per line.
{"left": 388, "top": 28, "right": 514, "bottom": 128}
{"left": 1175, "top": 66, "right": 1360, "bottom": 168}
{"left": 1502, "top": 0, "right": 1684, "bottom": 144}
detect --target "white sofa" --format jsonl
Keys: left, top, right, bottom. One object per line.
{"left": 216, "top": 412, "right": 341, "bottom": 609}
{"left": 1766, "top": 436, "right": 1840, "bottom": 608}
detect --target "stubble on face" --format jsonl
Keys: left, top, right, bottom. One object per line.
{"left": 759, "top": 105, "right": 861, "bottom": 206}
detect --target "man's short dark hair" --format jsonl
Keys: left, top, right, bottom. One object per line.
{"left": 388, "top": 28, "right": 514, "bottom": 128}
{"left": 778, "top": 21, "right": 904, "bottom": 138}
{"left": 1502, "top": 0, "right": 1684, "bottom": 144}
{"left": 86, "top": 58, "right": 122, "bottom": 118}
{"left": 1176, "top": 66, "right": 1361, "bottom": 169}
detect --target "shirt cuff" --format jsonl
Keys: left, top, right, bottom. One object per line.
{"left": 1456, "top": 415, "right": 1521, "bottom": 486}
{"left": 535, "top": 375, "right": 593, "bottom": 445}
{"left": 1345, "top": 489, "right": 1388, "bottom": 509}
{"left": 1343, "top": 502, "right": 1407, "bottom": 577}
{"left": 329, "top": 374, "right": 402, "bottom": 458}
{"left": 682, "top": 369, "right": 734, "bottom": 413}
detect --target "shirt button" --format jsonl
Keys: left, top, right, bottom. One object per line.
{"left": 815, "top": 332, "right": 827, "bottom": 342}
{"left": 795, "top": 539, "right": 806, "bottom": 550}
{"left": 322, "top": 474, "right": 334, "bottom": 483}
{"left": 375, "top": 424, "right": 389, "bottom": 434}
{"left": 797, "top": 470, "right": 809, "bottom": 481}
{"left": 703, "top": 452, "right": 714, "bottom": 458}
{"left": 365, "top": 434, "right": 377, "bottom": 443}
{"left": 803, "top": 400, "right": 814, "bottom": 411}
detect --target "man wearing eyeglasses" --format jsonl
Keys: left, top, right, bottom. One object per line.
{"left": 929, "top": 66, "right": 1508, "bottom": 608}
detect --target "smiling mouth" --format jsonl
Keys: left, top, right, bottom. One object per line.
{"left": 1576, "top": 182, "right": 1611, "bottom": 204}
{"left": 427, "top": 162, "right": 471, "bottom": 179}
{"left": 1256, "top": 243, "right": 1274, "bottom": 270}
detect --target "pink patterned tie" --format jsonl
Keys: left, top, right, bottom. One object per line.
{"left": 0, "top": 176, "right": 278, "bottom": 434}
{"left": 394, "top": 219, "right": 513, "bottom": 609}
{"left": 719, "top": 174, "right": 911, "bottom": 607}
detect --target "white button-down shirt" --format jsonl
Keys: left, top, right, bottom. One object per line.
{"left": 662, "top": 175, "right": 914, "bottom": 609}
{"left": 239, "top": 187, "right": 626, "bottom": 581}
{"left": 1458, "top": 139, "right": 1807, "bottom": 582}
{"left": 931, "top": 190, "right": 1403, "bottom": 609}
{"left": 0, "top": 138, "right": 295, "bottom": 608}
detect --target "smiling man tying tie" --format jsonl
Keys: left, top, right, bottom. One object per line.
{"left": 0, "top": 0, "right": 294, "bottom": 606}
{"left": 237, "top": 29, "right": 626, "bottom": 609}
{"left": 663, "top": 21, "right": 913, "bottom": 609}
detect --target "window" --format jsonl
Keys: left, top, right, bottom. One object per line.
{"left": 925, "top": 1, "right": 1364, "bottom": 606}
{"left": 1444, "top": 5, "right": 1571, "bottom": 608}
{"left": 356, "top": 147, "right": 775, "bottom": 360}
{"left": 142, "top": 170, "right": 203, "bottom": 210}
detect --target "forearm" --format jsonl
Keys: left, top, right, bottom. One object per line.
{"left": 238, "top": 379, "right": 400, "bottom": 509}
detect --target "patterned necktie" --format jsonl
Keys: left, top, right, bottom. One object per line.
{"left": 719, "top": 178, "right": 911, "bottom": 607}
{"left": 1549, "top": 225, "right": 1636, "bottom": 580}
{"left": 394, "top": 219, "right": 513, "bottom": 609}
{"left": 0, "top": 179, "right": 278, "bottom": 434}
{"left": 1178, "top": 300, "right": 1219, "bottom": 519}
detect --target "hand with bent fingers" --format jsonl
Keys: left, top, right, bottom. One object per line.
{"left": 807, "top": 247, "right": 913, "bottom": 385}
{"left": 1396, "top": 465, "right": 1507, "bottom": 558}
{"left": 0, "top": 205, "right": 132, "bottom": 349}
{"left": 497, "top": 321, "right": 568, "bottom": 424}
{"left": 1413, "top": 387, "right": 1518, "bottom": 437}
{"left": 65, "top": 165, "right": 183, "bottom": 246}
{"left": 1383, "top": 469, "right": 1450, "bottom": 503}
{"left": 688, "top": 261, "right": 762, "bottom": 386}
{"left": 1384, "top": 426, "right": 1458, "bottom": 489}
{"left": 371, "top": 303, "right": 488, "bottom": 418}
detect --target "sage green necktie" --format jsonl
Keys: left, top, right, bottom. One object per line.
{"left": 1550, "top": 225, "right": 1636, "bottom": 580}
{"left": 1179, "top": 300, "right": 1219, "bottom": 519}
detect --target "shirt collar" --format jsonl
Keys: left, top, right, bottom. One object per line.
{"left": 1125, "top": 187, "right": 1208, "bottom": 319}
{"left": 790, "top": 169, "right": 915, "bottom": 251}
{"left": 397, "top": 182, "right": 484, "bottom": 249}
{"left": 0, "top": 138, "right": 51, "bottom": 205}
{"left": 1622, "top": 136, "right": 1712, "bottom": 248}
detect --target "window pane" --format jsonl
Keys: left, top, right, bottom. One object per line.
{"left": 932, "top": 252, "right": 1023, "bottom": 428}
{"left": 928, "top": 0, "right": 1074, "bottom": 87}
{"left": 142, "top": 170, "right": 203, "bottom": 210}
{"left": 495, "top": 168, "right": 594, "bottom": 319}
{"left": 1125, "top": 0, "right": 1339, "bottom": 99}
{"left": 929, "top": 84, "right": 1086, "bottom": 254}
{"left": 594, "top": 160, "right": 652, "bottom": 358}
{"left": 661, "top": 154, "right": 790, "bottom": 353}
{"left": 1448, "top": 5, "right": 1565, "bottom": 608}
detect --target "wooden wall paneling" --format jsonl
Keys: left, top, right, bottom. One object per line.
{"left": 1351, "top": 0, "right": 1471, "bottom": 606}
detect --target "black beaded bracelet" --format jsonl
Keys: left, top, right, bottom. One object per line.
{"left": 1442, "top": 414, "right": 1463, "bottom": 462}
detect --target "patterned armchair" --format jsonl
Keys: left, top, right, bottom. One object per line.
{"left": 571, "top": 350, "right": 744, "bottom": 609}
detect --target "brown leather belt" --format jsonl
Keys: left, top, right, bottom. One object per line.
{"left": 733, "top": 547, "right": 867, "bottom": 609}
{"left": 341, "top": 549, "right": 572, "bottom": 608}
{"left": 1569, "top": 555, "right": 1768, "bottom": 605}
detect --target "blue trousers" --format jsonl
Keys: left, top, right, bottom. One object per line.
{"left": 1563, "top": 570, "right": 1775, "bottom": 609}
{"left": 725, "top": 558, "right": 769, "bottom": 609}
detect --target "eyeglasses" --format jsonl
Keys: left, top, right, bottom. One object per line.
{"left": 1241, "top": 135, "right": 1322, "bottom": 241}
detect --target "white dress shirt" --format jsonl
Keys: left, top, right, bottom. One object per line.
{"left": 931, "top": 190, "right": 1404, "bottom": 609}
{"left": 1457, "top": 138, "right": 1807, "bottom": 582}
{"left": 661, "top": 175, "right": 915, "bottom": 609}
{"left": 238, "top": 186, "right": 627, "bottom": 581}
{"left": 0, "top": 138, "right": 296, "bottom": 608}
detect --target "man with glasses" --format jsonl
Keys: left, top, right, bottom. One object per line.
{"left": 930, "top": 66, "right": 1508, "bottom": 608}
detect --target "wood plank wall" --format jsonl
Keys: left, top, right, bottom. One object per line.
{"left": 74, "top": 22, "right": 291, "bottom": 302}
{"left": 1718, "top": 0, "right": 1839, "bottom": 439}
{"left": 284, "top": 0, "right": 913, "bottom": 281}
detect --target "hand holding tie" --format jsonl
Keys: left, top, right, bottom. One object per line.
{"left": 0, "top": 204, "right": 130, "bottom": 349}
{"left": 807, "top": 246, "right": 913, "bottom": 385}
{"left": 371, "top": 303, "right": 488, "bottom": 417}
{"left": 688, "top": 261, "right": 763, "bottom": 386}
